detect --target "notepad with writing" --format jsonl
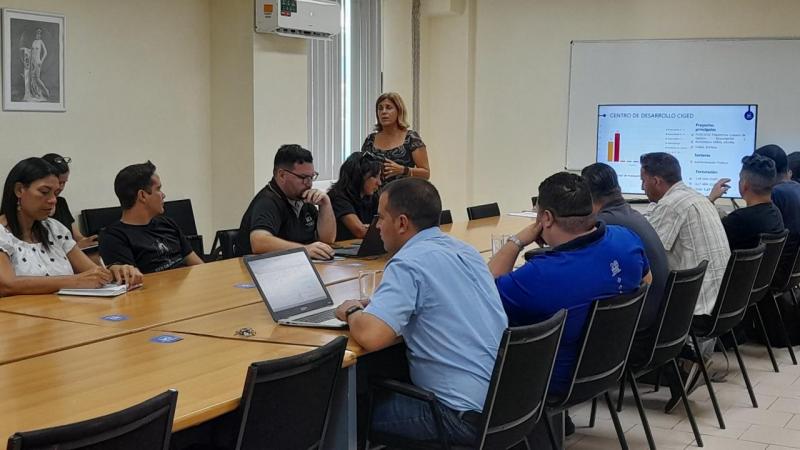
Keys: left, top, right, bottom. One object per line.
{"left": 57, "top": 283, "right": 139, "bottom": 297}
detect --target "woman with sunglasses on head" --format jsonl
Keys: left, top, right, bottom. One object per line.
{"left": 0, "top": 158, "right": 142, "bottom": 296}
{"left": 328, "top": 152, "right": 383, "bottom": 240}
{"left": 41, "top": 153, "right": 98, "bottom": 249}
{"left": 361, "top": 92, "right": 430, "bottom": 183}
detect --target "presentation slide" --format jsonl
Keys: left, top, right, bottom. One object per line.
{"left": 596, "top": 104, "right": 758, "bottom": 198}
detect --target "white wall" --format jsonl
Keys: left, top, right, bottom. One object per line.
{"left": 414, "top": 0, "right": 800, "bottom": 220}
{"left": 252, "top": 33, "right": 308, "bottom": 191}
{"left": 0, "top": 0, "right": 213, "bottom": 238}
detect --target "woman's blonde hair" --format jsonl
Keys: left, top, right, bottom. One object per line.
{"left": 374, "top": 92, "right": 409, "bottom": 131}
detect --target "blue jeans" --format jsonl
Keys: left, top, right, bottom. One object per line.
{"left": 371, "top": 392, "right": 478, "bottom": 445}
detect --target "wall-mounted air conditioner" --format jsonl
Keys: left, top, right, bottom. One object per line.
{"left": 255, "top": 0, "right": 341, "bottom": 41}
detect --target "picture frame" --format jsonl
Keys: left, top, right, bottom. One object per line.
{"left": 2, "top": 8, "right": 65, "bottom": 111}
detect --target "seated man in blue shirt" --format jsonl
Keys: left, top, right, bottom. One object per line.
{"left": 335, "top": 178, "right": 507, "bottom": 445}
{"left": 489, "top": 172, "right": 651, "bottom": 399}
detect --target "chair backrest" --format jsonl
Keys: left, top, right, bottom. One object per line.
{"left": 531, "top": 197, "right": 538, "bottom": 208}
{"left": 640, "top": 261, "right": 708, "bottom": 369}
{"left": 705, "top": 244, "right": 766, "bottom": 337}
{"left": 466, "top": 202, "right": 500, "bottom": 220}
{"left": 773, "top": 234, "right": 800, "bottom": 293}
{"left": 81, "top": 205, "right": 122, "bottom": 236}
{"left": 7, "top": 390, "right": 177, "bottom": 450}
{"left": 749, "top": 230, "right": 788, "bottom": 305}
{"left": 210, "top": 229, "right": 240, "bottom": 261}
{"left": 163, "top": 199, "right": 198, "bottom": 236}
{"left": 475, "top": 310, "right": 566, "bottom": 450}
{"left": 555, "top": 284, "right": 648, "bottom": 407}
{"left": 440, "top": 209, "right": 453, "bottom": 225}
{"left": 233, "top": 336, "right": 347, "bottom": 450}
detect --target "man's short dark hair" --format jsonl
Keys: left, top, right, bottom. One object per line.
{"left": 381, "top": 178, "right": 442, "bottom": 230}
{"left": 640, "top": 152, "right": 682, "bottom": 184}
{"left": 114, "top": 161, "right": 156, "bottom": 210}
{"left": 581, "top": 162, "right": 622, "bottom": 202}
{"left": 754, "top": 144, "right": 788, "bottom": 174}
{"left": 741, "top": 154, "right": 776, "bottom": 196}
{"left": 788, "top": 152, "right": 800, "bottom": 182}
{"left": 538, "top": 172, "right": 594, "bottom": 233}
{"left": 273, "top": 144, "right": 313, "bottom": 174}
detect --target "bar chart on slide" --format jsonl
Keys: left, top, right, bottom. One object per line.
{"left": 596, "top": 104, "right": 758, "bottom": 197}
{"left": 606, "top": 133, "right": 621, "bottom": 162}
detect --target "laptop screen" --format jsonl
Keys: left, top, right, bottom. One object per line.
{"left": 246, "top": 250, "right": 330, "bottom": 315}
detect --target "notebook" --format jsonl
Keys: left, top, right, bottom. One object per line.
{"left": 57, "top": 283, "right": 140, "bottom": 297}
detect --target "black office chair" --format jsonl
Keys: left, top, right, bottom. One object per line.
{"left": 367, "top": 310, "right": 567, "bottom": 450}
{"left": 163, "top": 199, "right": 204, "bottom": 256}
{"left": 689, "top": 244, "right": 765, "bottom": 431}
{"left": 544, "top": 284, "right": 648, "bottom": 450}
{"left": 613, "top": 261, "right": 708, "bottom": 449}
{"left": 440, "top": 210, "right": 453, "bottom": 225}
{"left": 466, "top": 203, "right": 500, "bottom": 220}
{"left": 230, "top": 336, "right": 347, "bottom": 450}
{"left": 745, "top": 231, "right": 789, "bottom": 372}
{"left": 764, "top": 236, "right": 800, "bottom": 366}
{"left": 80, "top": 205, "right": 122, "bottom": 236}
{"left": 208, "top": 229, "right": 240, "bottom": 261}
{"left": 7, "top": 389, "right": 177, "bottom": 450}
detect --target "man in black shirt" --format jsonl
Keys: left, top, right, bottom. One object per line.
{"left": 100, "top": 161, "right": 204, "bottom": 274}
{"left": 235, "top": 145, "right": 336, "bottom": 260}
{"left": 710, "top": 154, "right": 785, "bottom": 250}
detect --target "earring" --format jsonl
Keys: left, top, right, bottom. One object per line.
{"left": 16, "top": 197, "right": 21, "bottom": 211}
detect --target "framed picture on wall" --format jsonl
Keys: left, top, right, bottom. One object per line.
{"left": 2, "top": 9, "right": 65, "bottom": 111}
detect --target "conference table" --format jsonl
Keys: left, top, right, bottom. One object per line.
{"left": 0, "top": 214, "right": 538, "bottom": 449}
{"left": 0, "top": 330, "right": 355, "bottom": 442}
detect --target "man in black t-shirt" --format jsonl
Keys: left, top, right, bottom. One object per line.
{"left": 710, "top": 154, "right": 785, "bottom": 250}
{"left": 235, "top": 145, "right": 336, "bottom": 260}
{"left": 100, "top": 161, "right": 204, "bottom": 274}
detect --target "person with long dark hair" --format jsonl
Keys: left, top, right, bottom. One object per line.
{"left": 41, "top": 153, "right": 98, "bottom": 249}
{"left": 0, "top": 158, "right": 142, "bottom": 296}
{"left": 328, "top": 152, "right": 382, "bottom": 240}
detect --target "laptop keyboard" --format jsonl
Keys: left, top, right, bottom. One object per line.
{"left": 299, "top": 309, "right": 337, "bottom": 323}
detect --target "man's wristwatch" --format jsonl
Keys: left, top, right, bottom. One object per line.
{"left": 508, "top": 235, "right": 525, "bottom": 250}
{"left": 345, "top": 305, "right": 364, "bottom": 319}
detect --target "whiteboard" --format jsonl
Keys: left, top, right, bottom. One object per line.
{"left": 565, "top": 38, "right": 800, "bottom": 170}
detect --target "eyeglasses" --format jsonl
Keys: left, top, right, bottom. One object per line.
{"left": 282, "top": 169, "right": 319, "bottom": 183}
{"left": 53, "top": 156, "right": 71, "bottom": 165}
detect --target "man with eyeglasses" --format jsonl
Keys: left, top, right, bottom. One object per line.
{"left": 235, "top": 144, "right": 336, "bottom": 260}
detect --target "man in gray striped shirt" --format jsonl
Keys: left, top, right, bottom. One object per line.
{"left": 640, "top": 152, "right": 730, "bottom": 316}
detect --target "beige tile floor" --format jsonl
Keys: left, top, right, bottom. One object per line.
{"left": 566, "top": 343, "right": 800, "bottom": 449}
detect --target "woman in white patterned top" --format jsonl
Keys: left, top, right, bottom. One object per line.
{"left": 0, "top": 158, "right": 142, "bottom": 296}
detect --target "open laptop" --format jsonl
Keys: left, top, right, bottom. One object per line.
{"left": 244, "top": 248, "right": 346, "bottom": 328}
{"left": 334, "top": 216, "right": 386, "bottom": 258}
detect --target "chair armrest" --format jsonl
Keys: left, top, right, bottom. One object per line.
{"left": 370, "top": 378, "right": 438, "bottom": 403}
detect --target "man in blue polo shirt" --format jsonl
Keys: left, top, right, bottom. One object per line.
{"left": 489, "top": 172, "right": 651, "bottom": 399}
{"left": 335, "top": 178, "right": 507, "bottom": 445}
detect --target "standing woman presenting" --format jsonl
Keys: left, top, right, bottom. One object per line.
{"left": 361, "top": 92, "right": 430, "bottom": 183}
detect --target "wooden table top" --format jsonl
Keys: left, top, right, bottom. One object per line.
{"left": 160, "top": 280, "right": 365, "bottom": 356}
{"left": 0, "top": 331, "right": 355, "bottom": 438}
{"left": 0, "top": 256, "right": 379, "bottom": 331}
{"left": 0, "top": 259, "right": 263, "bottom": 330}
{"left": 441, "top": 215, "right": 534, "bottom": 252}
{"left": 0, "top": 312, "right": 129, "bottom": 365}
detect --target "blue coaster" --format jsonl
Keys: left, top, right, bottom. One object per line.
{"left": 150, "top": 335, "right": 183, "bottom": 344}
{"left": 234, "top": 283, "right": 256, "bottom": 289}
{"left": 101, "top": 314, "right": 128, "bottom": 322}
